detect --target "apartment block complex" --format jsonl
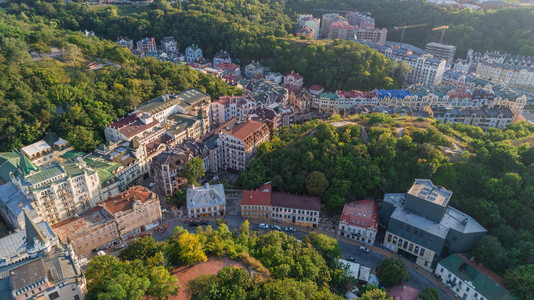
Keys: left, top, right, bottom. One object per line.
{"left": 425, "top": 42, "right": 457, "bottom": 65}
{"left": 151, "top": 150, "right": 192, "bottom": 196}
{"left": 432, "top": 106, "right": 514, "bottom": 130}
{"left": 381, "top": 179, "right": 486, "bottom": 271}
{"left": 220, "top": 119, "right": 270, "bottom": 171}
{"left": 210, "top": 95, "right": 257, "bottom": 125}
{"left": 297, "top": 14, "right": 320, "bottom": 39}
{"left": 404, "top": 54, "right": 447, "bottom": 86}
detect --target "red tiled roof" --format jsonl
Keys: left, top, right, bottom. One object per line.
{"left": 339, "top": 200, "right": 378, "bottom": 231}
{"left": 101, "top": 186, "right": 154, "bottom": 215}
{"left": 308, "top": 84, "right": 324, "bottom": 91}
{"left": 241, "top": 183, "right": 272, "bottom": 205}
{"left": 109, "top": 113, "right": 159, "bottom": 139}
{"left": 386, "top": 282, "right": 419, "bottom": 300}
{"left": 285, "top": 72, "right": 303, "bottom": 80}
{"left": 229, "top": 119, "right": 268, "bottom": 142}
{"left": 271, "top": 192, "right": 320, "bottom": 211}
{"left": 218, "top": 62, "right": 240, "bottom": 71}
{"left": 51, "top": 206, "right": 113, "bottom": 242}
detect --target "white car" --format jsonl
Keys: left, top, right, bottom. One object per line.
{"left": 149, "top": 182, "right": 156, "bottom": 188}
{"left": 271, "top": 225, "right": 282, "bottom": 230}
{"left": 359, "top": 246, "right": 370, "bottom": 253}
{"left": 284, "top": 227, "right": 296, "bottom": 232}
{"left": 258, "top": 223, "right": 269, "bottom": 229}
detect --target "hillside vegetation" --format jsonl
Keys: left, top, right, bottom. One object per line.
{"left": 238, "top": 114, "right": 534, "bottom": 299}
{"left": 0, "top": 12, "right": 239, "bottom": 151}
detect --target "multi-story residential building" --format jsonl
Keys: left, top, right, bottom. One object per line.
{"left": 346, "top": 12, "right": 375, "bottom": 29}
{"left": 0, "top": 182, "right": 39, "bottom": 229}
{"left": 338, "top": 200, "right": 379, "bottom": 245}
{"left": 185, "top": 44, "right": 203, "bottom": 63}
{"left": 286, "top": 86, "right": 314, "bottom": 113}
{"left": 320, "top": 13, "right": 341, "bottom": 38}
{"left": 356, "top": 27, "right": 387, "bottom": 46}
{"left": 100, "top": 186, "right": 162, "bottom": 237}
{"left": 0, "top": 215, "right": 85, "bottom": 300}
{"left": 297, "top": 14, "right": 320, "bottom": 39}
{"left": 308, "top": 85, "right": 325, "bottom": 96}
{"left": 426, "top": 42, "right": 457, "bottom": 65}
{"left": 435, "top": 253, "right": 515, "bottom": 300}
{"left": 213, "top": 50, "right": 232, "bottom": 68}
{"left": 296, "top": 26, "right": 314, "bottom": 39}
{"left": 51, "top": 206, "right": 118, "bottom": 256}
{"left": 432, "top": 106, "right": 514, "bottom": 130}
{"left": 244, "top": 61, "right": 265, "bottom": 78}
{"left": 160, "top": 36, "right": 178, "bottom": 54}
{"left": 116, "top": 37, "right": 134, "bottom": 50}
{"left": 104, "top": 112, "right": 160, "bottom": 143}
{"left": 381, "top": 179, "right": 486, "bottom": 271}
{"left": 441, "top": 70, "right": 476, "bottom": 92}
{"left": 186, "top": 183, "right": 226, "bottom": 218}
{"left": 241, "top": 183, "right": 272, "bottom": 220}
{"left": 136, "top": 37, "right": 157, "bottom": 53}
{"left": 217, "top": 62, "right": 241, "bottom": 77}
{"left": 245, "top": 79, "right": 288, "bottom": 105}
{"left": 328, "top": 22, "right": 357, "bottom": 41}
{"left": 404, "top": 54, "right": 447, "bottom": 86}
{"left": 151, "top": 149, "right": 192, "bottom": 196}
{"left": 210, "top": 95, "right": 257, "bottom": 125}
{"left": 20, "top": 140, "right": 54, "bottom": 167}
{"left": 271, "top": 191, "right": 320, "bottom": 228}
{"left": 476, "top": 62, "right": 534, "bottom": 93}
{"left": 283, "top": 72, "right": 304, "bottom": 87}
{"left": 220, "top": 119, "right": 270, "bottom": 171}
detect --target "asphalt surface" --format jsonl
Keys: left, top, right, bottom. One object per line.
{"left": 145, "top": 215, "right": 452, "bottom": 300}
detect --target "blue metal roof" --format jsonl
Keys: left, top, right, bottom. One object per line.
{"left": 376, "top": 89, "right": 411, "bottom": 99}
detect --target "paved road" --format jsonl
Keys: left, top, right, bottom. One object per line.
{"left": 146, "top": 215, "right": 452, "bottom": 299}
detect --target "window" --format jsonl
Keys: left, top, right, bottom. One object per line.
{"left": 420, "top": 248, "right": 425, "bottom": 256}
{"left": 398, "top": 239, "right": 402, "bottom": 246}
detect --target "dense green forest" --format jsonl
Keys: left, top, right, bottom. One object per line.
{"left": 238, "top": 115, "right": 534, "bottom": 298}
{"left": 86, "top": 222, "right": 356, "bottom": 299}
{"left": 287, "top": 0, "right": 534, "bottom": 57}
{"left": 3, "top": 0, "right": 407, "bottom": 91}
{"left": 0, "top": 12, "right": 239, "bottom": 151}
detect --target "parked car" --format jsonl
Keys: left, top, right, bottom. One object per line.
{"left": 284, "top": 227, "right": 296, "bottom": 232}
{"left": 117, "top": 244, "right": 127, "bottom": 250}
{"left": 258, "top": 223, "right": 269, "bottom": 229}
{"left": 346, "top": 256, "right": 356, "bottom": 262}
{"left": 358, "top": 246, "right": 370, "bottom": 253}
{"left": 199, "top": 220, "right": 209, "bottom": 225}
{"left": 149, "top": 182, "right": 156, "bottom": 188}
{"left": 271, "top": 225, "right": 282, "bottom": 230}
{"left": 212, "top": 176, "right": 219, "bottom": 181}
{"left": 189, "top": 222, "right": 199, "bottom": 227}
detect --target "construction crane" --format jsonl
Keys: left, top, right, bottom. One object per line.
{"left": 393, "top": 24, "right": 427, "bottom": 45}
{"left": 432, "top": 25, "right": 450, "bottom": 44}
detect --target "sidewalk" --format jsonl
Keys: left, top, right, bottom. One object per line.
{"left": 249, "top": 220, "right": 457, "bottom": 299}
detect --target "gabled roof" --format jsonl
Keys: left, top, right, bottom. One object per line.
{"left": 241, "top": 183, "right": 272, "bottom": 206}
{"left": 25, "top": 210, "right": 47, "bottom": 247}
{"left": 228, "top": 120, "right": 268, "bottom": 142}
{"left": 271, "top": 192, "right": 320, "bottom": 211}
{"left": 19, "top": 152, "right": 37, "bottom": 175}
{"left": 339, "top": 200, "right": 378, "bottom": 231}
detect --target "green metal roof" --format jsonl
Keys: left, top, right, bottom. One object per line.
{"left": 439, "top": 254, "right": 516, "bottom": 300}
{"left": 20, "top": 152, "right": 38, "bottom": 175}
{"left": 84, "top": 155, "right": 120, "bottom": 183}
{"left": 321, "top": 92, "right": 338, "bottom": 100}
{"left": 60, "top": 150, "right": 86, "bottom": 161}
{"left": 25, "top": 163, "right": 65, "bottom": 186}
{"left": 0, "top": 151, "right": 22, "bottom": 182}
{"left": 62, "top": 162, "right": 85, "bottom": 178}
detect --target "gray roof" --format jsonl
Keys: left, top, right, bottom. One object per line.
{"left": 0, "top": 183, "right": 34, "bottom": 224}
{"left": 187, "top": 183, "right": 226, "bottom": 209}
{"left": 0, "top": 221, "right": 56, "bottom": 265}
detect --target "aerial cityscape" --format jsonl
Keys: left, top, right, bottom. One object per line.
{"left": 0, "top": 0, "right": 533, "bottom": 299}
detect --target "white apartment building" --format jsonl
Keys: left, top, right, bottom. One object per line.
{"left": 210, "top": 95, "right": 257, "bottom": 125}
{"left": 404, "top": 54, "right": 447, "bottom": 86}
{"left": 220, "top": 120, "right": 270, "bottom": 171}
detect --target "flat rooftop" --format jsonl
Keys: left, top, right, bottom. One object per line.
{"left": 20, "top": 140, "right": 51, "bottom": 157}
{"left": 407, "top": 179, "right": 452, "bottom": 207}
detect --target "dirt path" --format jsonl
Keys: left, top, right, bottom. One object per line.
{"left": 169, "top": 257, "right": 248, "bottom": 300}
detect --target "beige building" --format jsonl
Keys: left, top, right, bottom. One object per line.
{"left": 186, "top": 183, "right": 226, "bottom": 218}
{"left": 220, "top": 120, "right": 270, "bottom": 171}
{"left": 51, "top": 207, "right": 119, "bottom": 256}
{"left": 241, "top": 183, "right": 272, "bottom": 220}
{"left": 20, "top": 140, "right": 54, "bottom": 167}
{"left": 100, "top": 186, "right": 162, "bottom": 237}
{"left": 270, "top": 192, "right": 321, "bottom": 228}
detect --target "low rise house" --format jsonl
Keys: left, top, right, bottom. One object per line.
{"left": 244, "top": 61, "right": 265, "bottom": 78}
{"left": 265, "top": 72, "right": 283, "bottom": 84}
{"left": 385, "top": 282, "right": 419, "bottom": 300}
{"left": 308, "top": 84, "right": 325, "bottom": 96}
{"left": 137, "top": 37, "right": 157, "bottom": 54}
{"left": 217, "top": 62, "right": 241, "bottom": 77}
{"left": 220, "top": 119, "right": 270, "bottom": 171}
{"left": 160, "top": 36, "right": 178, "bottom": 54}
{"left": 100, "top": 186, "right": 162, "bottom": 237}
{"left": 116, "top": 37, "right": 134, "bottom": 50}
{"left": 271, "top": 192, "right": 320, "bottom": 227}
{"left": 186, "top": 44, "right": 203, "bottom": 63}
{"left": 432, "top": 106, "right": 514, "bottom": 130}
{"left": 338, "top": 200, "right": 379, "bottom": 245}
{"left": 435, "top": 253, "right": 516, "bottom": 300}
{"left": 186, "top": 183, "right": 226, "bottom": 218}
{"left": 241, "top": 183, "right": 272, "bottom": 220}
{"left": 51, "top": 206, "right": 118, "bottom": 256}
{"left": 213, "top": 50, "right": 232, "bottom": 67}
{"left": 381, "top": 179, "right": 486, "bottom": 271}
{"left": 283, "top": 72, "right": 304, "bottom": 87}
{"left": 20, "top": 140, "right": 53, "bottom": 167}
